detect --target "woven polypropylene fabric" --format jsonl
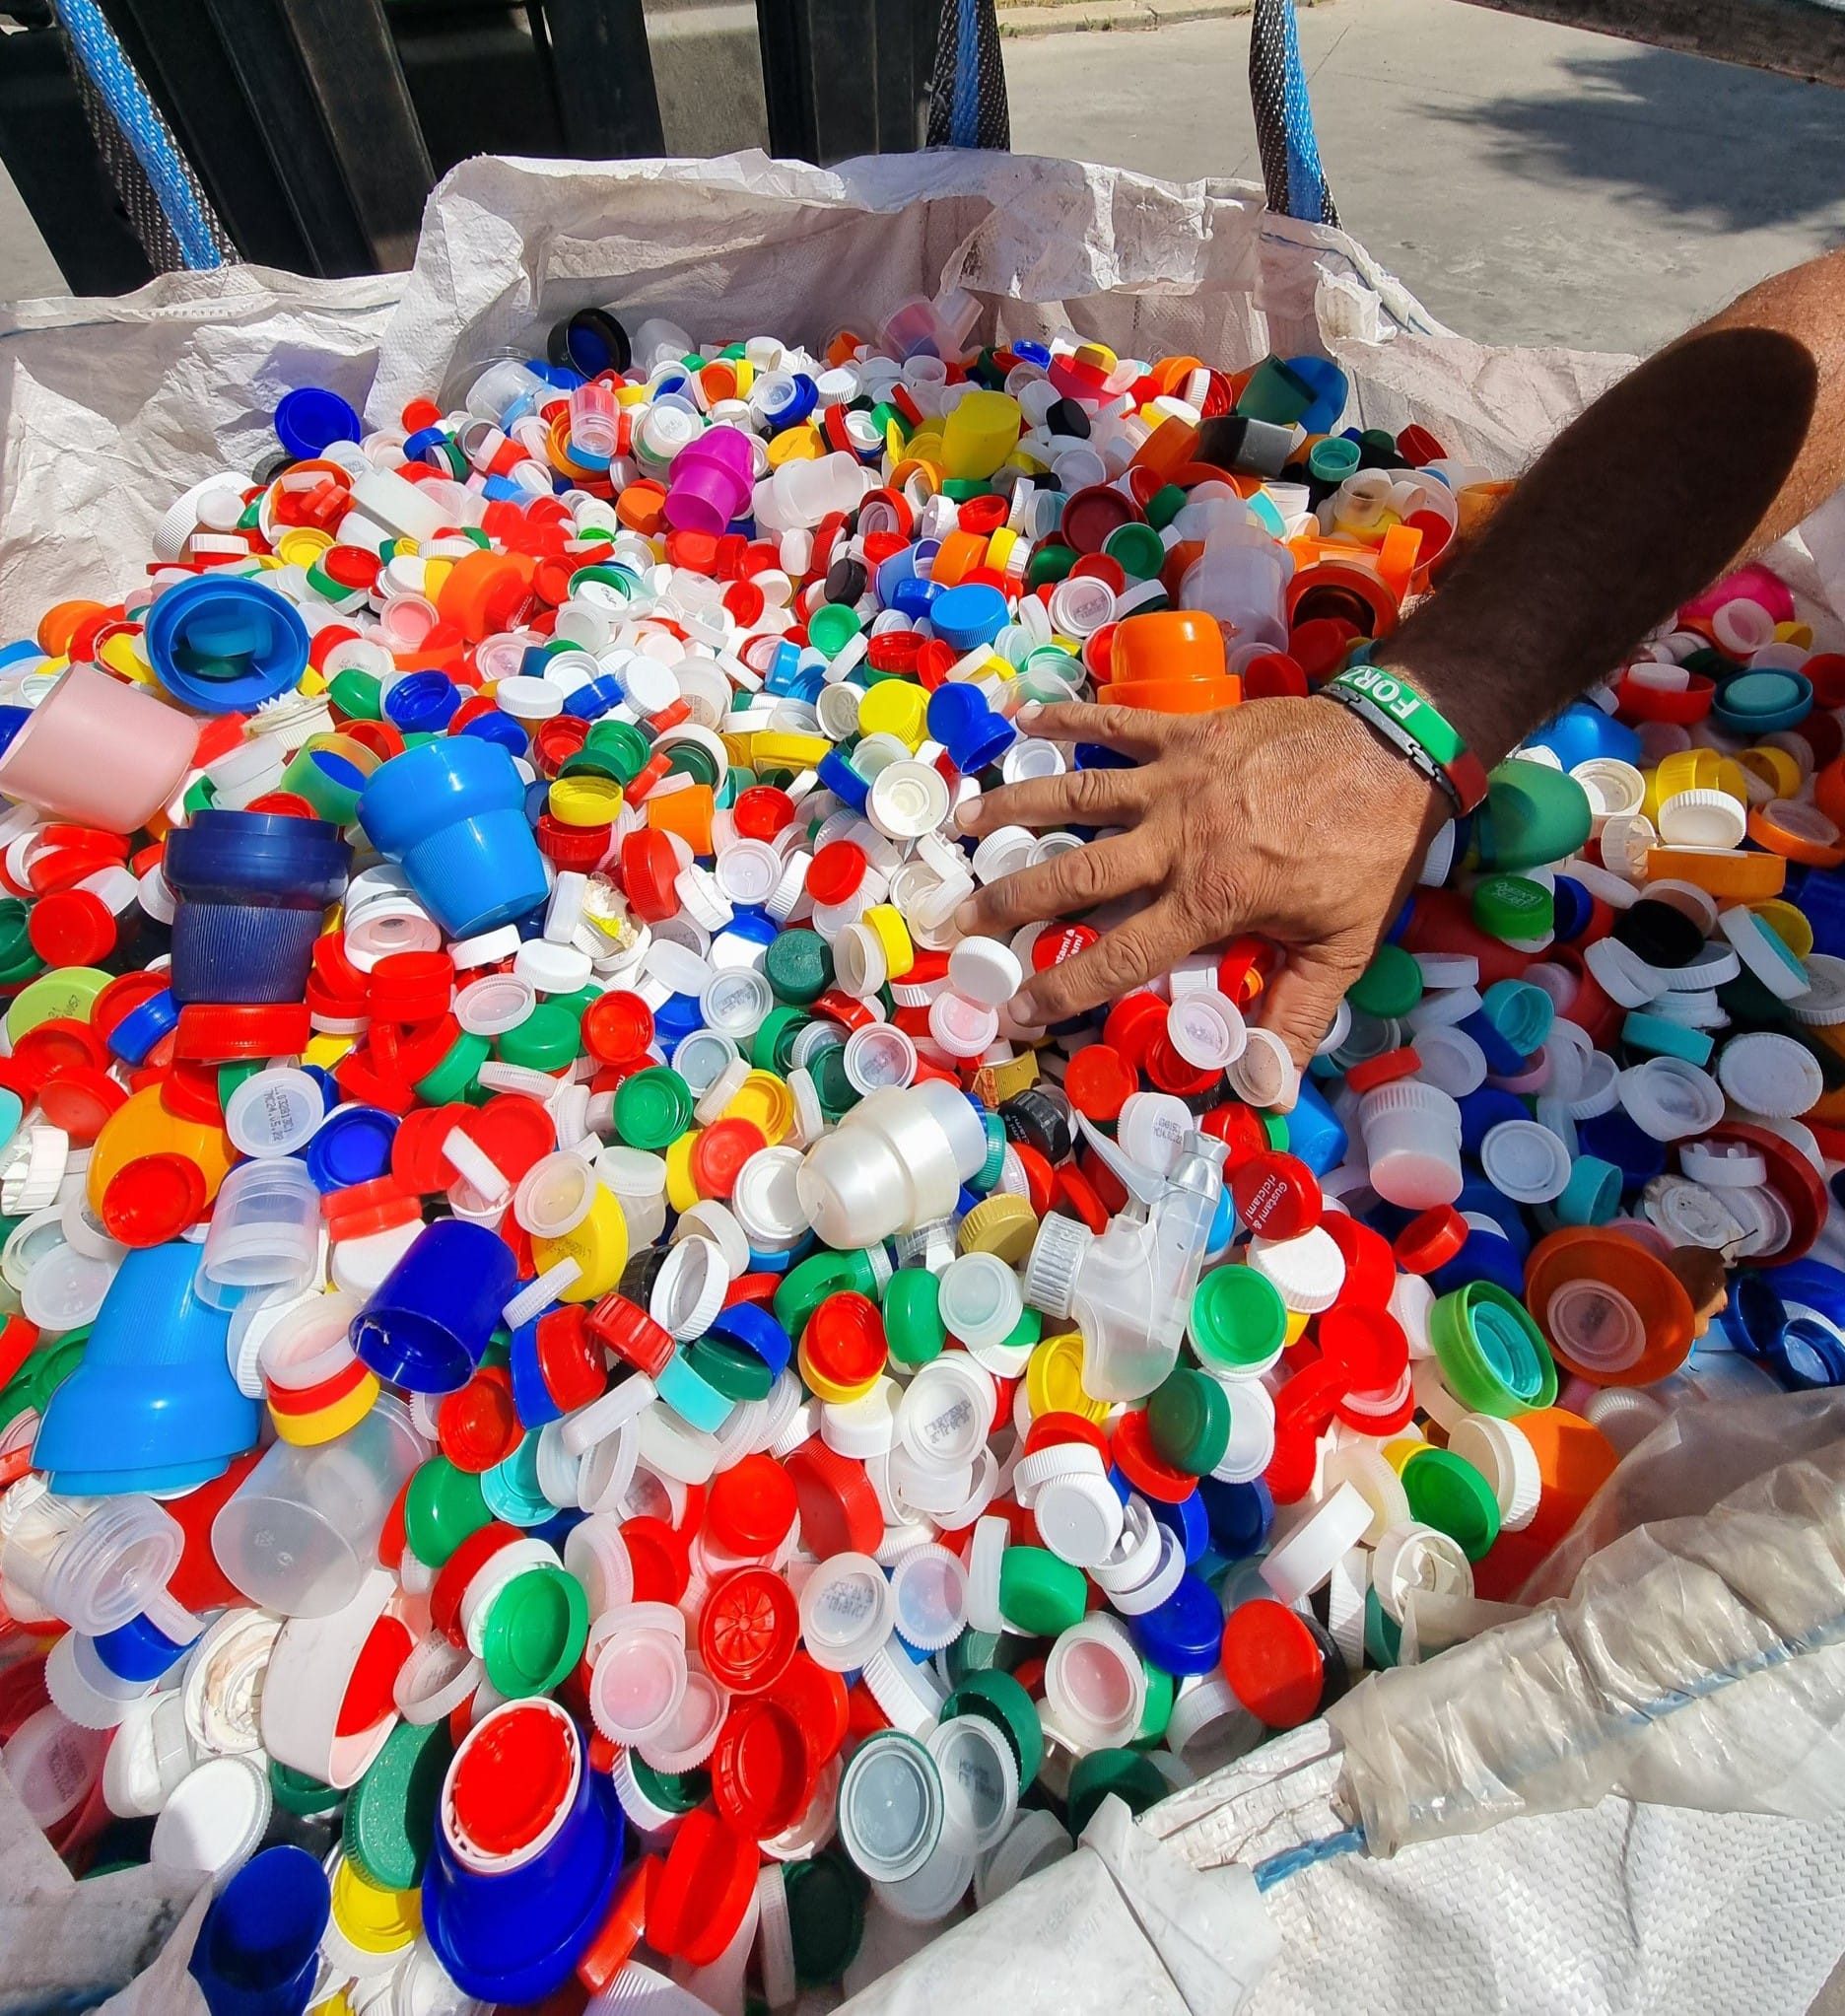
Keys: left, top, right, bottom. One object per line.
{"left": 1250, "top": 0, "right": 1336, "bottom": 227}
{"left": 928, "top": 0, "right": 1010, "bottom": 150}
{"left": 1250, "top": 1796, "right": 1845, "bottom": 2016}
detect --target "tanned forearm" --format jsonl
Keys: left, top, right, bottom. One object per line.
{"left": 1383, "top": 244, "right": 1845, "bottom": 767}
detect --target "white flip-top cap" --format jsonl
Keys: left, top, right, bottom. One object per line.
{"left": 1258, "top": 1480, "right": 1374, "bottom": 1605}
{"left": 1716, "top": 1030, "right": 1825, "bottom": 1118}
{"left": 259, "top": 1568, "right": 400, "bottom": 1788}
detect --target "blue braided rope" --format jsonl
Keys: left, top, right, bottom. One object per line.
{"left": 53, "top": 0, "right": 224, "bottom": 270}
{"left": 951, "top": 0, "right": 982, "bottom": 149}
{"left": 1277, "top": 0, "right": 1333, "bottom": 225}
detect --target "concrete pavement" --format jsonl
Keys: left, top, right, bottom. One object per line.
{"left": 1005, "top": 0, "right": 1845, "bottom": 352}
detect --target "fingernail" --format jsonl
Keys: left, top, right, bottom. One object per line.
{"left": 954, "top": 901, "right": 980, "bottom": 935}
{"left": 953, "top": 800, "right": 979, "bottom": 833}
{"left": 1016, "top": 701, "right": 1043, "bottom": 726}
{"left": 1012, "top": 988, "right": 1038, "bottom": 1022}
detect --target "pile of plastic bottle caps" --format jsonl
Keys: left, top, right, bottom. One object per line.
{"left": 0, "top": 289, "right": 1839, "bottom": 2016}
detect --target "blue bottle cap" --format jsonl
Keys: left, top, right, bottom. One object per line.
{"left": 189, "top": 1843, "right": 329, "bottom": 2016}
{"left": 1523, "top": 701, "right": 1641, "bottom": 772}
{"left": 458, "top": 710, "right": 531, "bottom": 755}
{"left": 34, "top": 1241, "right": 256, "bottom": 1494}
{"left": 1550, "top": 874, "right": 1594, "bottom": 941}
{"left": 383, "top": 670, "right": 462, "bottom": 734}
{"left": 274, "top": 387, "right": 364, "bottom": 462}
{"left": 1147, "top": 1488, "right": 1209, "bottom": 1566}
{"left": 1455, "top": 1085, "right": 1529, "bottom": 1159}
{"left": 1574, "top": 1105, "right": 1666, "bottom": 1188}
{"left": 928, "top": 583, "right": 1008, "bottom": 655}
{"left": 94, "top": 1609, "right": 198, "bottom": 1682}
{"left": 422, "top": 1728, "right": 624, "bottom": 2003}
{"left": 1454, "top": 1177, "right": 1531, "bottom": 1257}
{"left": 925, "top": 682, "right": 1014, "bottom": 775}
{"left": 0, "top": 705, "right": 30, "bottom": 758}
{"left": 1128, "top": 1570, "right": 1223, "bottom": 1677}
{"left": 561, "top": 675, "right": 625, "bottom": 721}
{"left": 304, "top": 1104, "right": 399, "bottom": 1193}
{"left": 353, "top": 1219, "right": 519, "bottom": 1395}
{"left": 358, "top": 737, "right": 550, "bottom": 939}
{"left": 889, "top": 577, "right": 939, "bottom": 623}
{"left": 144, "top": 576, "right": 311, "bottom": 714}
{"left": 107, "top": 986, "right": 178, "bottom": 1066}
{"left": 815, "top": 748, "right": 870, "bottom": 812}
{"left": 508, "top": 1317, "right": 564, "bottom": 1429}
{"left": 705, "top": 1301, "right": 793, "bottom": 1380}
{"left": 1456, "top": 1008, "right": 1526, "bottom": 1078}
{"left": 1198, "top": 1476, "right": 1273, "bottom": 1560}
{"left": 1428, "top": 1229, "right": 1526, "bottom": 1301}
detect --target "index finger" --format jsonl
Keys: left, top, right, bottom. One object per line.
{"left": 1014, "top": 701, "right": 1184, "bottom": 758}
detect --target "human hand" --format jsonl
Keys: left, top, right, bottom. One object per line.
{"left": 953, "top": 695, "right": 1448, "bottom": 1066}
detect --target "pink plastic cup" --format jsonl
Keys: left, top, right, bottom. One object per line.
{"left": 664, "top": 428, "right": 755, "bottom": 536}
{"left": 0, "top": 662, "right": 198, "bottom": 831}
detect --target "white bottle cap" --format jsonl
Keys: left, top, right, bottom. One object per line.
{"left": 801, "top": 1552, "right": 896, "bottom": 1671}
{"left": 1479, "top": 1119, "right": 1573, "bottom": 1204}
{"left": 1258, "top": 1481, "right": 1374, "bottom": 1605}
{"left": 150, "top": 1753, "right": 271, "bottom": 1888}
{"left": 1715, "top": 1030, "right": 1825, "bottom": 1118}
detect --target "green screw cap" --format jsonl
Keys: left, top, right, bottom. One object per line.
{"left": 403, "top": 1457, "right": 492, "bottom": 1568}
{"left": 1067, "top": 1748, "right": 1167, "bottom": 1835}
{"left": 613, "top": 1066, "right": 695, "bottom": 1150}
{"left": 1345, "top": 940, "right": 1424, "bottom": 1019}
{"left": 785, "top": 1850, "right": 868, "bottom": 1985}
{"left": 941, "top": 1667, "right": 1043, "bottom": 1787}
{"left": 1402, "top": 1447, "right": 1502, "bottom": 1561}
{"left": 1189, "top": 1264, "right": 1287, "bottom": 1374}
{"left": 498, "top": 1000, "right": 580, "bottom": 1068}
{"left": 1146, "top": 1367, "right": 1231, "bottom": 1476}
{"left": 481, "top": 1564, "right": 589, "bottom": 1698}
{"left": 997, "top": 1546, "right": 1086, "bottom": 1636}
{"left": 882, "top": 1268, "right": 947, "bottom": 1366}
{"left": 1471, "top": 872, "right": 1554, "bottom": 942}
{"left": 344, "top": 1715, "right": 452, "bottom": 1890}
{"left": 765, "top": 929, "right": 833, "bottom": 1007}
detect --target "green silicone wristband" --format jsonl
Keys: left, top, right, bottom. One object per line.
{"left": 1326, "top": 663, "right": 1466, "bottom": 767}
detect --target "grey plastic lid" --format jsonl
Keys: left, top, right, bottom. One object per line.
{"left": 839, "top": 1729, "right": 943, "bottom": 1883}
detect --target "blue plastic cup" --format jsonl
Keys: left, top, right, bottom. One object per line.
{"left": 163, "top": 810, "right": 352, "bottom": 1006}
{"left": 188, "top": 1844, "right": 329, "bottom": 2016}
{"left": 422, "top": 1749, "right": 624, "bottom": 2004}
{"left": 357, "top": 736, "right": 550, "bottom": 938}
{"left": 34, "top": 1240, "right": 257, "bottom": 1495}
{"left": 352, "top": 1218, "right": 519, "bottom": 1393}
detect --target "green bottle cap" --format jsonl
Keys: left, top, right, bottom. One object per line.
{"left": 1478, "top": 758, "right": 1593, "bottom": 871}
{"left": 1067, "top": 1748, "right": 1167, "bottom": 1835}
{"left": 182, "top": 777, "right": 216, "bottom": 817}
{"left": 481, "top": 1564, "right": 589, "bottom": 1697}
{"left": 283, "top": 742, "right": 369, "bottom": 824}
{"left": 664, "top": 740, "right": 719, "bottom": 789}
{"left": 1364, "top": 1584, "right": 1401, "bottom": 1669}
{"left": 1471, "top": 873, "right": 1554, "bottom": 942}
{"left": 686, "top": 1332, "right": 777, "bottom": 1403}
{"left": 976, "top": 1113, "right": 1008, "bottom": 1192}
{"left": 942, "top": 1667, "right": 1042, "bottom": 1786}
{"left": 498, "top": 1001, "right": 579, "bottom": 1069}
{"left": 1102, "top": 521, "right": 1166, "bottom": 583}
{"left": 882, "top": 1268, "right": 946, "bottom": 1367}
{"left": 753, "top": 1006, "right": 811, "bottom": 1075}
{"left": 1135, "top": 1657, "right": 1175, "bottom": 1746}
{"left": 810, "top": 1043, "right": 857, "bottom": 1120}
{"left": 6, "top": 966, "right": 111, "bottom": 1043}
{"left": 270, "top": 1760, "right": 343, "bottom": 1817}
{"left": 630, "top": 1757, "right": 710, "bottom": 1815}
{"left": 413, "top": 1029, "right": 490, "bottom": 1105}
{"left": 807, "top": 604, "right": 863, "bottom": 660}
{"left": 613, "top": 1066, "right": 695, "bottom": 1150}
{"left": 1345, "top": 941, "right": 1423, "bottom": 1019}
{"left": 1429, "top": 1281, "right": 1557, "bottom": 1418}
{"left": 764, "top": 929, "right": 833, "bottom": 1007}
{"left": 343, "top": 1715, "right": 452, "bottom": 1889}
{"left": 0, "top": 899, "right": 43, "bottom": 986}
{"left": 402, "top": 1457, "right": 491, "bottom": 1568}
{"left": 1189, "top": 1265, "right": 1286, "bottom": 1374}
{"left": 327, "top": 668, "right": 383, "bottom": 721}
{"left": 1307, "top": 436, "right": 1362, "bottom": 485}
{"left": 1234, "top": 355, "right": 1315, "bottom": 427}
{"left": 1026, "top": 542, "right": 1078, "bottom": 590}
{"left": 785, "top": 1850, "right": 868, "bottom": 1985}
{"left": 943, "top": 1629, "right": 1001, "bottom": 1684}
{"left": 773, "top": 1247, "right": 876, "bottom": 1340}
{"left": 1402, "top": 1447, "right": 1502, "bottom": 1561}
{"left": 584, "top": 718, "right": 650, "bottom": 784}
{"left": 1144, "top": 483, "right": 1189, "bottom": 531}
{"left": 1358, "top": 426, "right": 1399, "bottom": 464}
{"left": 1145, "top": 1367, "right": 1231, "bottom": 1476}
{"left": 997, "top": 1546, "right": 1086, "bottom": 1636}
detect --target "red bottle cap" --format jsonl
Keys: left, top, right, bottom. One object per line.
{"left": 28, "top": 890, "right": 116, "bottom": 967}
{"left": 1263, "top": 1424, "right": 1320, "bottom": 1503}
{"left": 731, "top": 787, "right": 795, "bottom": 840}
{"left": 1393, "top": 1204, "right": 1468, "bottom": 1274}
{"left": 1109, "top": 1409, "right": 1200, "bottom": 1504}
{"left": 449, "top": 1700, "right": 578, "bottom": 1858}
{"left": 1320, "top": 1211, "right": 1396, "bottom": 1306}
{"left": 647, "top": 1809, "right": 758, "bottom": 1967}
{"left": 368, "top": 950, "right": 455, "bottom": 1023}
{"left": 1228, "top": 1151, "right": 1321, "bottom": 1240}
{"left": 1317, "top": 1304, "right": 1407, "bottom": 1393}
{"left": 459, "top": 1094, "right": 556, "bottom": 1189}
{"left": 102, "top": 1153, "right": 208, "bottom": 1246}
{"left": 705, "top": 1453, "right": 798, "bottom": 1558}
{"left": 711, "top": 1695, "right": 809, "bottom": 1841}
{"left": 174, "top": 1003, "right": 311, "bottom": 1061}
{"left": 698, "top": 1565, "right": 799, "bottom": 1694}
{"left": 1220, "top": 1598, "right": 1326, "bottom": 1727}
{"left": 690, "top": 1117, "right": 767, "bottom": 1201}
{"left": 12, "top": 1018, "right": 106, "bottom": 1078}
{"left": 534, "top": 1306, "right": 605, "bottom": 1413}
{"left": 806, "top": 841, "right": 867, "bottom": 908}
{"left": 581, "top": 992, "right": 654, "bottom": 1068}
{"left": 621, "top": 1515, "right": 691, "bottom": 1605}
{"left": 438, "top": 1368, "right": 522, "bottom": 1473}
{"left": 767, "top": 1651, "right": 850, "bottom": 1772}
{"left": 335, "top": 1613, "right": 414, "bottom": 1737}
{"left": 621, "top": 830, "right": 681, "bottom": 922}
{"left": 801, "top": 1292, "right": 887, "bottom": 1392}
{"left": 783, "top": 1442, "right": 882, "bottom": 1559}
{"left": 432, "top": 1523, "right": 521, "bottom": 1646}
{"left": 586, "top": 1295, "right": 675, "bottom": 1378}
{"left": 1063, "top": 1042, "right": 1137, "bottom": 1122}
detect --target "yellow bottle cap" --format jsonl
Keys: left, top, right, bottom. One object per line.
{"left": 304, "top": 1032, "right": 357, "bottom": 1070}
{"left": 532, "top": 1185, "right": 629, "bottom": 1300}
{"left": 1026, "top": 1331, "right": 1109, "bottom": 1423}
{"left": 861, "top": 905, "right": 915, "bottom": 984}
{"left": 549, "top": 774, "right": 627, "bottom": 827}
{"left": 751, "top": 731, "right": 832, "bottom": 773}
{"left": 1738, "top": 746, "right": 1802, "bottom": 799}
{"left": 269, "top": 1371, "right": 380, "bottom": 1446}
{"left": 1751, "top": 897, "right": 1814, "bottom": 958}
{"left": 765, "top": 424, "right": 823, "bottom": 466}
{"left": 331, "top": 1856, "right": 421, "bottom": 1954}
{"left": 1282, "top": 1307, "right": 1312, "bottom": 1347}
{"left": 957, "top": 1194, "right": 1039, "bottom": 1264}
{"left": 854, "top": 680, "right": 927, "bottom": 749}
{"left": 796, "top": 1337, "right": 881, "bottom": 1405}
{"left": 1382, "top": 1434, "right": 1427, "bottom": 1475}
{"left": 663, "top": 1131, "right": 702, "bottom": 1215}
{"left": 724, "top": 1069, "right": 794, "bottom": 1146}
{"left": 276, "top": 528, "right": 334, "bottom": 568}
{"left": 939, "top": 390, "right": 1023, "bottom": 482}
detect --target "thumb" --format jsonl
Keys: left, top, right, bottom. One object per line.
{"left": 1255, "top": 940, "right": 1366, "bottom": 1081}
